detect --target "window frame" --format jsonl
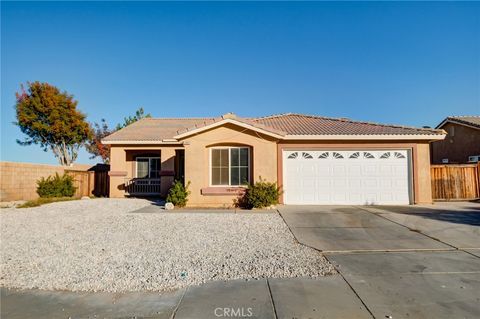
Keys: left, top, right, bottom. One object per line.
{"left": 135, "top": 156, "right": 161, "bottom": 178}
{"left": 209, "top": 147, "right": 250, "bottom": 187}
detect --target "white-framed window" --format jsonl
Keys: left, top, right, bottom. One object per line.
{"left": 136, "top": 157, "right": 160, "bottom": 178}
{"left": 210, "top": 147, "right": 250, "bottom": 186}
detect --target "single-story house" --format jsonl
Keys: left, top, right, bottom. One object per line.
{"left": 102, "top": 113, "right": 446, "bottom": 207}
{"left": 431, "top": 116, "right": 480, "bottom": 164}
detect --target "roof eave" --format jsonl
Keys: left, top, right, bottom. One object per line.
{"left": 101, "top": 140, "right": 183, "bottom": 145}
{"left": 282, "top": 134, "right": 446, "bottom": 141}
{"left": 102, "top": 133, "right": 446, "bottom": 144}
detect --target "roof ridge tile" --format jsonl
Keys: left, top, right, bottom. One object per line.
{"left": 252, "top": 113, "right": 293, "bottom": 120}
{"left": 142, "top": 117, "right": 217, "bottom": 120}
{"left": 448, "top": 115, "right": 480, "bottom": 118}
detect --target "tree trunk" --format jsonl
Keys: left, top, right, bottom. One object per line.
{"left": 51, "top": 142, "right": 78, "bottom": 166}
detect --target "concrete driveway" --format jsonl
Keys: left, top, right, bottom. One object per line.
{"left": 362, "top": 202, "right": 480, "bottom": 250}
{"left": 279, "top": 203, "right": 480, "bottom": 319}
{"left": 328, "top": 251, "right": 480, "bottom": 319}
{"left": 278, "top": 205, "right": 453, "bottom": 252}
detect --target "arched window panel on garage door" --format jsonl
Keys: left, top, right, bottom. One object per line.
{"left": 332, "top": 152, "right": 344, "bottom": 159}
{"left": 302, "top": 152, "right": 313, "bottom": 159}
{"left": 349, "top": 152, "right": 360, "bottom": 159}
{"left": 318, "top": 152, "right": 329, "bottom": 159}
{"left": 380, "top": 152, "right": 391, "bottom": 159}
{"left": 363, "top": 152, "right": 375, "bottom": 159}
{"left": 394, "top": 152, "right": 406, "bottom": 159}
{"left": 287, "top": 152, "right": 298, "bottom": 159}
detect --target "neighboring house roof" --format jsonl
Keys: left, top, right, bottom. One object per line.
{"left": 436, "top": 116, "right": 480, "bottom": 130}
{"left": 102, "top": 113, "right": 445, "bottom": 144}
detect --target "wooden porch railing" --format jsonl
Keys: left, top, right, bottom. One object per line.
{"left": 431, "top": 163, "right": 480, "bottom": 201}
{"left": 124, "top": 178, "right": 161, "bottom": 195}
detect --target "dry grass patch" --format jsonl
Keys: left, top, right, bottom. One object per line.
{"left": 17, "top": 197, "right": 79, "bottom": 208}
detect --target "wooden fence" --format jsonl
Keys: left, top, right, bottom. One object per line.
{"left": 431, "top": 163, "right": 480, "bottom": 201}
{"left": 66, "top": 164, "right": 110, "bottom": 198}
{"left": 66, "top": 170, "right": 93, "bottom": 198}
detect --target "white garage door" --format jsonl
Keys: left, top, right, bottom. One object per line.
{"left": 283, "top": 150, "right": 411, "bottom": 205}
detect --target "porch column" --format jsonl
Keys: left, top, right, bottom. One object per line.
{"left": 109, "top": 146, "right": 127, "bottom": 198}
{"left": 161, "top": 148, "right": 176, "bottom": 197}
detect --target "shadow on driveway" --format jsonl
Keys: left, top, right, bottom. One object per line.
{"left": 278, "top": 205, "right": 452, "bottom": 252}
{"left": 373, "top": 204, "right": 480, "bottom": 226}
{"left": 363, "top": 202, "right": 480, "bottom": 249}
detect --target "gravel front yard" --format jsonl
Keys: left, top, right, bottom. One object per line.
{"left": 0, "top": 199, "right": 335, "bottom": 292}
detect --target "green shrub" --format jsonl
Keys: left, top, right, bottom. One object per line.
{"left": 36, "top": 173, "right": 76, "bottom": 198}
{"left": 166, "top": 180, "right": 191, "bottom": 208}
{"left": 242, "top": 177, "right": 281, "bottom": 209}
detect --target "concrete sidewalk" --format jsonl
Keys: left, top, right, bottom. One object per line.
{"left": 1, "top": 276, "right": 372, "bottom": 319}
{"left": 0, "top": 287, "right": 183, "bottom": 319}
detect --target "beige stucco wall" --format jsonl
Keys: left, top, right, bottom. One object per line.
{"left": 181, "top": 123, "right": 278, "bottom": 207}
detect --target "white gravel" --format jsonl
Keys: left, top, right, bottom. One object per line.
{"left": 0, "top": 199, "right": 335, "bottom": 292}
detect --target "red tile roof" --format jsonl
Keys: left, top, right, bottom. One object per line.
{"left": 103, "top": 118, "right": 217, "bottom": 142}
{"left": 103, "top": 113, "right": 444, "bottom": 142}
{"left": 252, "top": 113, "right": 443, "bottom": 136}
{"left": 174, "top": 113, "right": 287, "bottom": 137}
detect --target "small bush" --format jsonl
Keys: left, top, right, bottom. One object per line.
{"left": 36, "top": 173, "right": 76, "bottom": 198}
{"left": 242, "top": 177, "right": 281, "bottom": 209}
{"left": 166, "top": 180, "right": 191, "bottom": 208}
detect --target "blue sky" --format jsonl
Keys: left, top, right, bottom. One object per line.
{"left": 1, "top": 1, "right": 479, "bottom": 165}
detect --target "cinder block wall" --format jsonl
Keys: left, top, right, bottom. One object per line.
{"left": 0, "top": 161, "right": 92, "bottom": 202}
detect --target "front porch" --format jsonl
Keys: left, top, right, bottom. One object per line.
{"left": 109, "top": 147, "right": 184, "bottom": 198}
